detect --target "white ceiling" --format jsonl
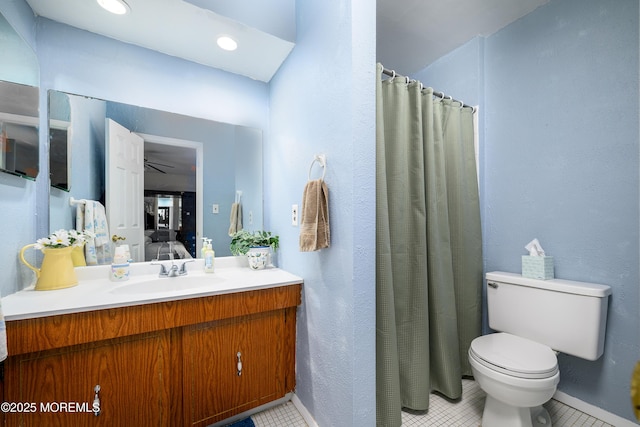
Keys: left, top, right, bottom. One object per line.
{"left": 23, "top": 0, "right": 549, "bottom": 82}
{"left": 24, "top": 0, "right": 295, "bottom": 82}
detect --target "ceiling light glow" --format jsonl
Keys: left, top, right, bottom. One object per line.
{"left": 97, "top": 0, "right": 130, "bottom": 15}
{"left": 217, "top": 36, "right": 238, "bottom": 51}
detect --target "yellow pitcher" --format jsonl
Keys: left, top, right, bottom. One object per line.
{"left": 19, "top": 244, "right": 78, "bottom": 291}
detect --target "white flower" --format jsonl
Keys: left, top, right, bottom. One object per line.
{"left": 68, "top": 230, "right": 87, "bottom": 247}
{"left": 50, "top": 229, "right": 71, "bottom": 247}
{"left": 34, "top": 237, "right": 52, "bottom": 250}
{"left": 34, "top": 229, "right": 93, "bottom": 249}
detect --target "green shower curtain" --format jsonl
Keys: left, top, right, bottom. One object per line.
{"left": 376, "top": 63, "right": 483, "bottom": 427}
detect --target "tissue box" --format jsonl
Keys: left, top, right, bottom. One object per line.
{"left": 521, "top": 256, "right": 554, "bottom": 280}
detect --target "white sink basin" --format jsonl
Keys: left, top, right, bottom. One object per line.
{"left": 109, "top": 274, "right": 226, "bottom": 295}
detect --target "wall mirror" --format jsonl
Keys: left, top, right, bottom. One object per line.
{"left": 0, "top": 13, "right": 39, "bottom": 181}
{"left": 48, "top": 90, "right": 263, "bottom": 261}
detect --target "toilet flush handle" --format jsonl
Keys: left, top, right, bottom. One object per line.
{"left": 487, "top": 282, "right": 498, "bottom": 289}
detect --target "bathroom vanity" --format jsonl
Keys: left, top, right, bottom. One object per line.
{"left": 0, "top": 260, "right": 302, "bottom": 426}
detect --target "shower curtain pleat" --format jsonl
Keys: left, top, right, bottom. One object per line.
{"left": 376, "top": 64, "right": 483, "bottom": 427}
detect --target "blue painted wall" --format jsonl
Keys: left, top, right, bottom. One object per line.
{"left": 414, "top": 0, "right": 639, "bottom": 421}
{"left": 0, "top": 1, "right": 39, "bottom": 297}
{"left": 267, "top": 0, "right": 376, "bottom": 425}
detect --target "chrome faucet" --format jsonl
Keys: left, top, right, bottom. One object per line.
{"left": 152, "top": 259, "right": 194, "bottom": 278}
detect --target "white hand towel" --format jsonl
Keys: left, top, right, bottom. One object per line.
{"left": 77, "top": 200, "right": 112, "bottom": 265}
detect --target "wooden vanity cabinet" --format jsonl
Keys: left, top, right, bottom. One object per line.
{"left": 3, "top": 331, "right": 171, "bottom": 426}
{"left": 184, "top": 308, "right": 295, "bottom": 426}
{"left": 1, "top": 284, "right": 301, "bottom": 427}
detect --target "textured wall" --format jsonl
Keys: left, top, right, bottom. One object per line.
{"left": 267, "top": 0, "right": 376, "bottom": 425}
{"left": 484, "top": 0, "right": 638, "bottom": 420}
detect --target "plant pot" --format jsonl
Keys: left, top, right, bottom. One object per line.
{"left": 246, "top": 246, "right": 270, "bottom": 270}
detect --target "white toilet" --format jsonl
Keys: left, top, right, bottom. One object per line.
{"left": 469, "top": 271, "right": 611, "bottom": 427}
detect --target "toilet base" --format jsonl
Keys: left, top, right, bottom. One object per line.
{"left": 482, "top": 396, "right": 552, "bottom": 427}
{"left": 531, "top": 406, "right": 552, "bottom": 426}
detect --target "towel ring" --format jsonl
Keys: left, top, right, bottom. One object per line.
{"left": 308, "top": 154, "right": 326, "bottom": 181}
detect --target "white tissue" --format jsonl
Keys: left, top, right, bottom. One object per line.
{"left": 525, "top": 238, "right": 546, "bottom": 256}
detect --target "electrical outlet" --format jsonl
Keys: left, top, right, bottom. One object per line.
{"left": 291, "top": 204, "right": 299, "bottom": 226}
{"left": 212, "top": 204, "right": 219, "bottom": 214}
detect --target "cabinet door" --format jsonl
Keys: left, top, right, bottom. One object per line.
{"left": 3, "top": 331, "right": 170, "bottom": 427}
{"left": 183, "top": 311, "right": 285, "bottom": 427}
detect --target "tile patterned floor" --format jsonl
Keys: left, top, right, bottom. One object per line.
{"left": 247, "top": 379, "right": 613, "bottom": 427}
{"left": 252, "top": 401, "right": 309, "bottom": 427}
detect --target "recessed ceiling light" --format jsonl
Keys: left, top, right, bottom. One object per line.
{"left": 97, "top": 0, "right": 130, "bottom": 15}
{"left": 217, "top": 36, "right": 238, "bottom": 51}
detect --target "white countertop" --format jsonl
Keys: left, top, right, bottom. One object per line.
{"left": 2, "top": 257, "right": 303, "bottom": 321}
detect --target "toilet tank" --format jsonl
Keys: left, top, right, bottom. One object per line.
{"left": 486, "top": 271, "right": 611, "bottom": 361}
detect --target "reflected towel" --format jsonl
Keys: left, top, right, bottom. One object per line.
{"left": 228, "top": 202, "right": 243, "bottom": 236}
{"left": 0, "top": 298, "right": 7, "bottom": 362}
{"left": 76, "top": 200, "right": 112, "bottom": 265}
{"left": 299, "top": 179, "right": 330, "bottom": 252}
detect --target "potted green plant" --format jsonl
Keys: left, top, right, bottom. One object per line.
{"left": 230, "top": 230, "right": 279, "bottom": 270}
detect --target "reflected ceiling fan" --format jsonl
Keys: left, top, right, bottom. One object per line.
{"left": 144, "top": 157, "right": 174, "bottom": 174}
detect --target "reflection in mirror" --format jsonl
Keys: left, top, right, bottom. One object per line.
{"left": 48, "top": 90, "right": 71, "bottom": 191}
{"left": 48, "top": 91, "right": 263, "bottom": 262}
{"left": 144, "top": 191, "right": 197, "bottom": 261}
{"left": 0, "top": 80, "right": 38, "bottom": 180}
{"left": 0, "top": 13, "right": 38, "bottom": 87}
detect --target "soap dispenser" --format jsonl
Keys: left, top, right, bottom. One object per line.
{"left": 204, "top": 239, "right": 215, "bottom": 273}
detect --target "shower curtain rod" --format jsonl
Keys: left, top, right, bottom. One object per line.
{"left": 381, "top": 67, "right": 474, "bottom": 110}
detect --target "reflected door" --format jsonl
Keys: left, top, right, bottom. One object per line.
{"left": 106, "top": 118, "right": 144, "bottom": 261}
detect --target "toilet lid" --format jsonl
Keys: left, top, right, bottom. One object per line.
{"left": 470, "top": 333, "right": 558, "bottom": 379}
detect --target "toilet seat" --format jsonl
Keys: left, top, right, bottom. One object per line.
{"left": 470, "top": 333, "right": 558, "bottom": 379}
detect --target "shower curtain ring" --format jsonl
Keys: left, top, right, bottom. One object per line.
{"left": 405, "top": 76, "right": 410, "bottom": 85}
{"left": 389, "top": 70, "right": 396, "bottom": 82}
